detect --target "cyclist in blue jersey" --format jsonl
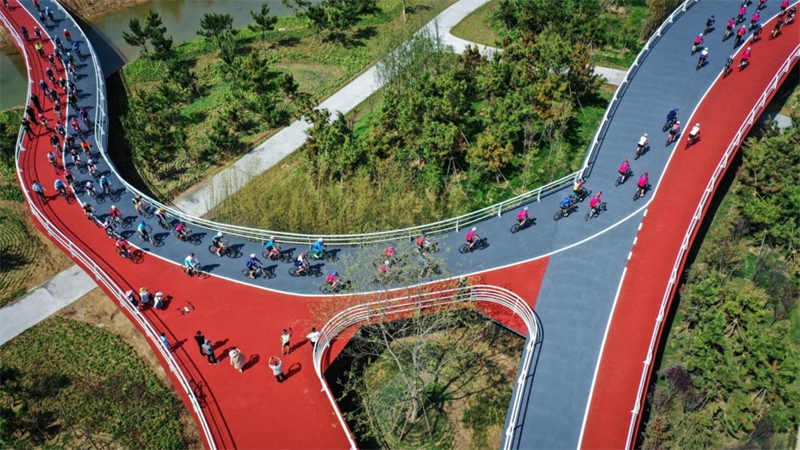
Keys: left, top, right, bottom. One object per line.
{"left": 184, "top": 253, "right": 200, "bottom": 275}
{"left": 53, "top": 179, "right": 67, "bottom": 197}
{"left": 264, "top": 236, "right": 281, "bottom": 260}
{"left": 137, "top": 221, "right": 153, "bottom": 241}
{"left": 246, "top": 254, "right": 263, "bottom": 278}
{"left": 559, "top": 197, "right": 572, "bottom": 215}
{"left": 310, "top": 238, "right": 325, "bottom": 258}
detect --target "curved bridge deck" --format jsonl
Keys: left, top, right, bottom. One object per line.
{"left": 2, "top": 0, "right": 797, "bottom": 448}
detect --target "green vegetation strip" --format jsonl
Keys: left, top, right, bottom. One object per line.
{"left": 0, "top": 317, "right": 188, "bottom": 448}
{"left": 641, "top": 122, "right": 800, "bottom": 449}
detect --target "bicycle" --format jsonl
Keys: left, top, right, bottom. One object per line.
{"left": 571, "top": 187, "right": 591, "bottom": 203}
{"left": 86, "top": 187, "right": 98, "bottom": 200}
{"left": 633, "top": 183, "right": 651, "bottom": 201}
{"left": 459, "top": 237, "right": 489, "bottom": 254}
{"left": 666, "top": 130, "right": 680, "bottom": 146}
{"left": 510, "top": 216, "right": 534, "bottom": 233}
{"left": 105, "top": 225, "right": 121, "bottom": 240}
{"left": 289, "top": 265, "right": 321, "bottom": 277}
{"left": 417, "top": 260, "right": 442, "bottom": 278}
{"left": 416, "top": 240, "right": 440, "bottom": 255}
{"left": 585, "top": 202, "right": 607, "bottom": 221}
{"left": 615, "top": 168, "right": 633, "bottom": 186}
{"left": 662, "top": 116, "right": 677, "bottom": 132}
{"left": 174, "top": 227, "right": 198, "bottom": 244}
{"left": 262, "top": 248, "right": 293, "bottom": 263}
{"left": 242, "top": 265, "right": 267, "bottom": 279}
{"left": 209, "top": 238, "right": 230, "bottom": 256}
{"left": 320, "top": 280, "right": 350, "bottom": 294}
{"left": 156, "top": 213, "right": 170, "bottom": 230}
{"left": 308, "top": 249, "right": 339, "bottom": 262}
{"left": 553, "top": 203, "right": 574, "bottom": 221}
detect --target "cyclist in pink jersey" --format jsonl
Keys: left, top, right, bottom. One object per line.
{"left": 589, "top": 192, "right": 603, "bottom": 211}
{"left": 516, "top": 207, "right": 530, "bottom": 226}
{"left": 466, "top": 227, "right": 480, "bottom": 252}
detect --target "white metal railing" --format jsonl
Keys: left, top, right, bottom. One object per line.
{"left": 624, "top": 43, "right": 800, "bottom": 449}
{"left": 577, "top": 0, "right": 700, "bottom": 182}
{"left": 312, "top": 285, "right": 541, "bottom": 450}
{"left": 2, "top": 6, "right": 218, "bottom": 450}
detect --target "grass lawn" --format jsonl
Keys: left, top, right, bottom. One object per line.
{"left": 117, "top": 0, "right": 457, "bottom": 200}
{"left": 0, "top": 316, "right": 191, "bottom": 448}
{"left": 449, "top": 0, "right": 650, "bottom": 69}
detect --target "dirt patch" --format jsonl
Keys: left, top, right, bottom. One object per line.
{"left": 0, "top": 201, "right": 74, "bottom": 307}
{"left": 58, "top": 288, "right": 203, "bottom": 448}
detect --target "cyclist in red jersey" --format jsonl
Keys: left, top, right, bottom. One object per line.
{"left": 740, "top": 47, "right": 751, "bottom": 68}
{"left": 326, "top": 271, "right": 344, "bottom": 290}
{"left": 466, "top": 227, "right": 480, "bottom": 251}
{"left": 589, "top": 192, "right": 603, "bottom": 211}
{"left": 619, "top": 158, "right": 631, "bottom": 179}
{"left": 516, "top": 207, "right": 530, "bottom": 226}
{"left": 109, "top": 204, "right": 123, "bottom": 220}
{"left": 116, "top": 238, "right": 130, "bottom": 258}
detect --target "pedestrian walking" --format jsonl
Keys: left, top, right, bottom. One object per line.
{"left": 193, "top": 330, "right": 206, "bottom": 356}
{"left": 269, "top": 356, "right": 287, "bottom": 383}
{"left": 229, "top": 349, "right": 246, "bottom": 373}
{"left": 159, "top": 332, "right": 171, "bottom": 351}
{"left": 31, "top": 180, "right": 45, "bottom": 201}
{"left": 306, "top": 327, "right": 321, "bottom": 351}
{"left": 125, "top": 290, "right": 139, "bottom": 307}
{"left": 30, "top": 93, "right": 42, "bottom": 112}
{"left": 22, "top": 118, "right": 33, "bottom": 138}
{"left": 202, "top": 339, "right": 217, "bottom": 365}
{"left": 280, "top": 328, "right": 292, "bottom": 355}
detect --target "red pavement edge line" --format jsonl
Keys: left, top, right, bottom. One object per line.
{"left": 580, "top": 18, "right": 800, "bottom": 450}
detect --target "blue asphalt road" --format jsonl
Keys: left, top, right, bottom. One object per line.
{"left": 18, "top": 0, "right": 789, "bottom": 447}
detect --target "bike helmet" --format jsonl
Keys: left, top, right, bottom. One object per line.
{"left": 270, "top": 236, "right": 275, "bottom": 240}
{"left": 317, "top": 238, "right": 323, "bottom": 242}
{"left": 523, "top": 207, "right": 528, "bottom": 211}
{"left": 384, "top": 260, "right": 390, "bottom": 266}
{"left": 300, "top": 252, "right": 306, "bottom": 258}
{"left": 250, "top": 253, "right": 256, "bottom": 258}
{"left": 676, "top": 121, "right": 680, "bottom": 125}
{"left": 643, "top": 133, "right": 648, "bottom": 137}
{"left": 333, "top": 271, "right": 338, "bottom": 276}
{"left": 85, "top": 181, "right": 92, "bottom": 187}
{"left": 472, "top": 227, "right": 477, "bottom": 231}
{"left": 645, "top": 172, "right": 649, "bottom": 176}
{"left": 695, "top": 123, "right": 700, "bottom": 127}
{"left": 189, "top": 253, "right": 195, "bottom": 257}
{"left": 111, "top": 205, "right": 117, "bottom": 209}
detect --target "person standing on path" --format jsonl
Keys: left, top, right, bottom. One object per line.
{"left": 159, "top": 333, "right": 170, "bottom": 352}
{"left": 229, "top": 349, "right": 246, "bottom": 373}
{"left": 306, "top": 327, "right": 321, "bottom": 351}
{"left": 193, "top": 331, "right": 206, "bottom": 356}
{"left": 269, "top": 356, "right": 287, "bottom": 383}
{"left": 281, "top": 328, "right": 292, "bottom": 355}
{"left": 202, "top": 339, "right": 217, "bottom": 365}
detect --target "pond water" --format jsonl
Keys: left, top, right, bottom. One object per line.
{"left": 0, "top": 0, "right": 295, "bottom": 110}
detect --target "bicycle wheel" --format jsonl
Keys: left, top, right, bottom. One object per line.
{"left": 510, "top": 223, "right": 521, "bottom": 234}
{"left": 289, "top": 267, "right": 301, "bottom": 277}
{"left": 242, "top": 268, "right": 254, "bottom": 279}
{"left": 585, "top": 211, "right": 593, "bottom": 221}
{"left": 633, "top": 190, "right": 640, "bottom": 201}
{"left": 320, "top": 284, "right": 332, "bottom": 294}
{"left": 458, "top": 244, "right": 470, "bottom": 254}
{"left": 208, "top": 244, "right": 220, "bottom": 256}
{"left": 324, "top": 252, "right": 339, "bottom": 262}
{"left": 554, "top": 210, "right": 565, "bottom": 221}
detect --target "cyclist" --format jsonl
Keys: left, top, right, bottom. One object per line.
{"left": 692, "top": 33, "right": 704, "bottom": 52}
{"left": 726, "top": 17, "right": 736, "bottom": 37}
{"left": 697, "top": 48, "right": 709, "bottom": 68}
{"left": 49, "top": 133, "right": 60, "bottom": 151}
{"left": 103, "top": 216, "right": 116, "bottom": 237}
{"left": 174, "top": 222, "right": 188, "bottom": 241}
{"left": 115, "top": 238, "right": 130, "bottom": 258}
{"left": 310, "top": 238, "right": 325, "bottom": 259}
{"left": 246, "top": 254, "right": 263, "bottom": 279}
{"left": 212, "top": 231, "right": 226, "bottom": 256}
{"left": 668, "top": 121, "right": 681, "bottom": 144}
{"left": 378, "top": 260, "right": 391, "bottom": 274}
{"left": 264, "top": 236, "right": 280, "bottom": 259}
{"left": 416, "top": 235, "right": 433, "bottom": 253}
{"left": 155, "top": 206, "right": 169, "bottom": 228}
{"left": 666, "top": 108, "right": 678, "bottom": 126}
{"left": 751, "top": 21, "right": 762, "bottom": 40}
{"left": 516, "top": 207, "right": 530, "bottom": 226}
{"left": 132, "top": 194, "right": 144, "bottom": 215}
{"left": 618, "top": 158, "right": 631, "bottom": 182}
{"left": 689, "top": 123, "right": 701, "bottom": 143}
{"left": 99, "top": 175, "right": 112, "bottom": 194}
{"left": 85, "top": 181, "right": 97, "bottom": 198}
{"left": 637, "top": 134, "right": 648, "bottom": 156}
{"left": 705, "top": 15, "right": 715, "bottom": 33}
{"left": 559, "top": 197, "right": 572, "bottom": 216}
{"left": 80, "top": 139, "right": 91, "bottom": 155}
{"left": 589, "top": 192, "right": 604, "bottom": 216}
{"left": 137, "top": 220, "right": 153, "bottom": 242}
{"left": 740, "top": 47, "right": 751, "bottom": 68}
{"left": 82, "top": 202, "right": 95, "bottom": 219}
{"left": 384, "top": 245, "right": 396, "bottom": 263}
{"left": 771, "top": 16, "right": 784, "bottom": 37}
{"left": 725, "top": 54, "right": 735, "bottom": 73}
{"left": 750, "top": 11, "right": 760, "bottom": 29}
{"left": 465, "top": 227, "right": 481, "bottom": 252}
{"left": 86, "top": 159, "right": 99, "bottom": 177}
{"left": 53, "top": 178, "right": 67, "bottom": 197}
{"left": 294, "top": 252, "right": 309, "bottom": 276}
{"left": 637, "top": 172, "right": 650, "bottom": 198}
{"left": 573, "top": 178, "right": 588, "bottom": 200}
{"left": 109, "top": 204, "right": 123, "bottom": 223}
{"left": 326, "top": 271, "right": 344, "bottom": 290}
{"left": 47, "top": 151, "right": 57, "bottom": 167}
{"left": 737, "top": 6, "right": 746, "bottom": 23}
{"left": 64, "top": 168, "right": 74, "bottom": 186}
{"left": 735, "top": 25, "right": 747, "bottom": 45}
{"left": 184, "top": 253, "right": 200, "bottom": 276}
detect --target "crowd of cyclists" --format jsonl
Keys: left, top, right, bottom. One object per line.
{"left": 22, "top": 0, "right": 793, "bottom": 294}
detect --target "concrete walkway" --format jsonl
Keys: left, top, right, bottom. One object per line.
{"left": 0, "top": 0, "right": 791, "bottom": 345}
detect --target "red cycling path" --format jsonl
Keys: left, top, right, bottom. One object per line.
{"left": 2, "top": 6, "right": 550, "bottom": 447}
{"left": 580, "top": 13, "right": 800, "bottom": 449}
